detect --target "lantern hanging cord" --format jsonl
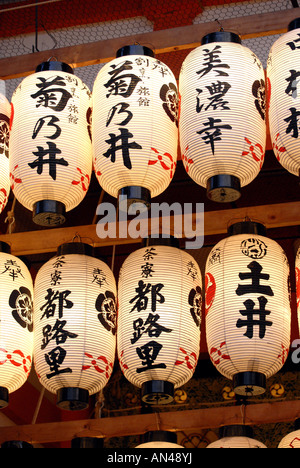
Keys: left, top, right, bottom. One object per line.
{"left": 5, "top": 197, "right": 16, "bottom": 234}
{"left": 215, "top": 19, "right": 224, "bottom": 32}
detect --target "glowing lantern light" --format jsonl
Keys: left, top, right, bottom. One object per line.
{"left": 9, "top": 60, "right": 92, "bottom": 227}
{"left": 267, "top": 18, "right": 300, "bottom": 178}
{"left": 278, "top": 419, "right": 300, "bottom": 448}
{"left": 205, "top": 220, "right": 291, "bottom": 396}
{"left": 179, "top": 31, "right": 266, "bottom": 202}
{"left": 136, "top": 431, "right": 184, "bottom": 448}
{"left": 0, "top": 93, "right": 11, "bottom": 214}
{"left": 117, "top": 238, "right": 202, "bottom": 404}
{"left": 206, "top": 425, "right": 267, "bottom": 448}
{"left": 0, "top": 242, "right": 34, "bottom": 408}
{"left": 92, "top": 44, "right": 179, "bottom": 213}
{"left": 33, "top": 242, "right": 117, "bottom": 410}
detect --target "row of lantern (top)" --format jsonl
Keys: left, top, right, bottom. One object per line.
{"left": 0, "top": 19, "right": 299, "bottom": 226}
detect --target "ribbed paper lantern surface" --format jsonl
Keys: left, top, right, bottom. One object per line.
{"left": 92, "top": 44, "right": 179, "bottom": 213}
{"left": 136, "top": 431, "right": 184, "bottom": 448}
{"left": 179, "top": 31, "right": 266, "bottom": 202}
{"left": 207, "top": 425, "right": 267, "bottom": 448}
{"left": 0, "top": 93, "right": 11, "bottom": 213}
{"left": 0, "top": 242, "right": 33, "bottom": 408}
{"left": 267, "top": 18, "right": 300, "bottom": 177}
{"left": 33, "top": 242, "right": 117, "bottom": 410}
{"left": 278, "top": 420, "right": 300, "bottom": 448}
{"left": 9, "top": 61, "right": 92, "bottom": 226}
{"left": 117, "top": 239, "right": 202, "bottom": 404}
{"left": 205, "top": 221, "right": 291, "bottom": 396}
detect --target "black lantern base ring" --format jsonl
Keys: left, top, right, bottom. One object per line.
{"left": 33, "top": 200, "right": 66, "bottom": 227}
{"left": 0, "top": 386, "right": 9, "bottom": 408}
{"left": 233, "top": 371, "right": 266, "bottom": 396}
{"left": 1, "top": 441, "right": 33, "bottom": 449}
{"left": 56, "top": 387, "right": 90, "bottom": 411}
{"left": 207, "top": 174, "right": 241, "bottom": 203}
{"left": 141, "top": 380, "right": 174, "bottom": 405}
{"left": 118, "top": 186, "right": 151, "bottom": 214}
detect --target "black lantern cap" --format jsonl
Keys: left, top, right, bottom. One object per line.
{"left": 288, "top": 18, "right": 300, "bottom": 31}
{"left": 201, "top": 31, "right": 241, "bottom": 45}
{"left": 35, "top": 60, "right": 74, "bottom": 74}
{"left": 141, "top": 431, "right": 177, "bottom": 444}
{"left": 227, "top": 220, "right": 267, "bottom": 237}
{"left": 0, "top": 386, "right": 9, "bottom": 408}
{"left": 71, "top": 437, "right": 104, "bottom": 448}
{"left": 56, "top": 242, "right": 95, "bottom": 258}
{"left": 141, "top": 380, "right": 174, "bottom": 405}
{"left": 116, "top": 44, "right": 155, "bottom": 57}
{"left": 219, "top": 425, "right": 254, "bottom": 439}
{"left": 118, "top": 186, "right": 151, "bottom": 214}
{"left": 0, "top": 242, "right": 11, "bottom": 254}
{"left": 142, "top": 234, "right": 180, "bottom": 249}
{"left": 1, "top": 440, "right": 33, "bottom": 449}
{"left": 233, "top": 371, "right": 266, "bottom": 396}
{"left": 33, "top": 200, "right": 66, "bottom": 227}
{"left": 57, "top": 387, "right": 90, "bottom": 411}
{"left": 207, "top": 174, "right": 241, "bottom": 203}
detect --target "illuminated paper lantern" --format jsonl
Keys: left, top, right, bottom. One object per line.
{"left": 136, "top": 431, "right": 184, "bottom": 448}
{"left": 205, "top": 220, "right": 291, "bottom": 396}
{"left": 117, "top": 238, "right": 202, "bottom": 404}
{"left": 278, "top": 419, "right": 300, "bottom": 448}
{"left": 267, "top": 18, "right": 300, "bottom": 177}
{"left": 206, "top": 425, "right": 267, "bottom": 448}
{"left": 92, "top": 44, "right": 179, "bottom": 213}
{"left": 0, "top": 93, "right": 11, "bottom": 213}
{"left": 0, "top": 242, "right": 33, "bottom": 408}
{"left": 9, "top": 60, "right": 92, "bottom": 226}
{"left": 33, "top": 242, "right": 117, "bottom": 410}
{"left": 179, "top": 31, "right": 266, "bottom": 202}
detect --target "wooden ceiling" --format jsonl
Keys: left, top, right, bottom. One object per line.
{"left": 0, "top": 0, "right": 299, "bottom": 449}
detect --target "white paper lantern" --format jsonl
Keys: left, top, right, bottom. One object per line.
{"left": 0, "top": 93, "right": 11, "bottom": 214}
{"left": 92, "top": 44, "right": 179, "bottom": 213}
{"left": 9, "top": 60, "right": 92, "bottom": 226}
{"left": 179, "top": 31, "right": 266, "bottom": 202}
{"left": 33, "top": 242, "right": 117, "bottom": 410}
{"left": 267, "top": 18, "right": 300, "bottom": 177}
{"left": 0, "top": 242, "right": 34, "bottom": 408}
{"left": 136, "top": 431, "right": 184, "bottom": 448}
{"left": 205, "top": 221, "right": 291, "bottom": 396}
{"left": 278, "top": 419, "right": 300, "bottom": 448}
{"left": 117, "top": 238, "right": 202, "bottom": 404}
{"left": 206, "top": 425, "right": 267, "bottom": 448}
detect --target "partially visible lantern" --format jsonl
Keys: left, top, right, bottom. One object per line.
{"left": 0, "top": 93, "right": 11, "bottom": 213}
{"left": 33, "top": 242, "right": 117, "bottom": 410}
{"left": 9, "top": 60, "right": 92, "bottom": 226}
{"left": 267, "top": 18, "right": 300, "bottom": 177}
{"left": 278, "top": 419, "right": 300, "bottom": 448}
{"left": 136, "top": 431, "right": 184, "bottom": 448}
{"left": 0, "top": 242, "right": 33, "bottom": 408}
{"left": 117, "top": 238, "right": 202, "bottom": 404}
{"left": 206, "top": 425, "right": 267, "bottom": 448}
{"left": 295, "top": 244, "right": 300, "bottom": 333}
{"left": 179, "top": 31, "right": 266, "bottom": 202}
{"left": 205, "top": 220, "right": 291, "bottom": 396}
{"left": 92, "top": 44, "right": 179, "bottom": 213}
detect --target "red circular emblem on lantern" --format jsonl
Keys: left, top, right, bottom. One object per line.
{"left": 205, "top": 272, "right": 216, "bottom": 316}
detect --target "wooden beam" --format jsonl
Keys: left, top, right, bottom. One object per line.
{"left": 0, "top": 201, "right": 299, "bottom": 257}
{"left": 0, "top": 399, "right": 299, "bottom": 444}
{"left": 1, "top": 8, "right": 299, "bottom": 80}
